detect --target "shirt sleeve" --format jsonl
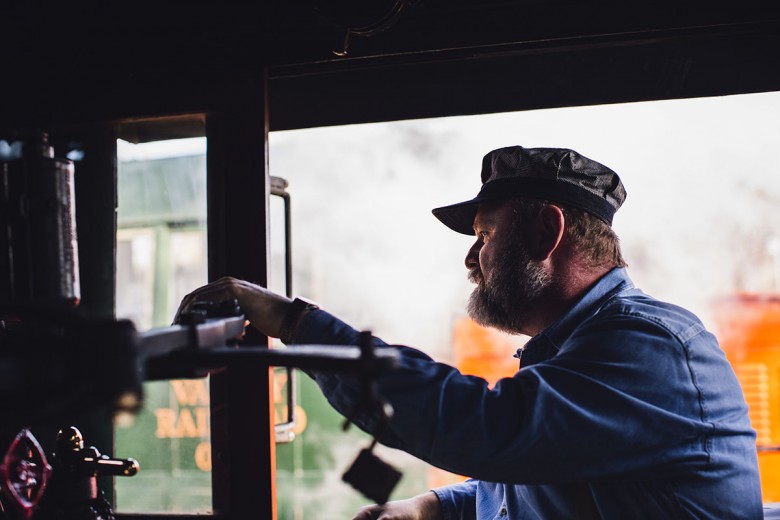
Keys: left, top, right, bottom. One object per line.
{"left": 290, "top": 307, "right": 725, "bottom": 484}
{"left": 431, "top": 480, "right": 477, "bottom": 520}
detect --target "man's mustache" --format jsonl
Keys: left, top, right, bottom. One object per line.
{"left": 468, "top": 268, "right": 483, "bottom": 284}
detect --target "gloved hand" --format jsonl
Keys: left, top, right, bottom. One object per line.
{"left": 174, "top": 276, "right": 291, "bottom": 338}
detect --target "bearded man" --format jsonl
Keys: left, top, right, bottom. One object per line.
{"left": 176, "top": 146, "right": 762, "bottom": 519}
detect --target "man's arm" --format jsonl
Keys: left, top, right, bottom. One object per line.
{"left": 176, "top": 279, "right": 482, "bottom": 517}
{"left": 174, "top": 277, "right": 717, "bottom": 485}
{"left": 289, "top": 306, "right": 723, "bottom": 484}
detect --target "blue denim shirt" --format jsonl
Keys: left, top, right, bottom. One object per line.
{"left": 290, "top": 268, "right": 762, "bottom": 519}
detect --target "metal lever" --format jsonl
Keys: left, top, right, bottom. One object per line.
{"left": 271, "top": 176, "right": 297, "bottom": 444}
{"left": 56, "top": 426, "right": 139, "bottom": 478}
{"left": 79, "top": 449, "right": 140, "bottom": 477}
{"left": 27, "top": 426, "right": 139, "bottom": 520}
{"left": 341, "top": 330, "right": 394, "bottom": 432}
{"left": 341, "top": 331, "right": 401, "bottom": 504}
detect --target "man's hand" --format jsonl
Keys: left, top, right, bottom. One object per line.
{"left": 352, "top": 492, "right": 444, "bottom": 520}
{"left": 174, "top": 277, "right": 291, "bottom": 338}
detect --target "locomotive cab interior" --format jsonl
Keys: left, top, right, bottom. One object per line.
{"left": 2, "top": 1, "right": 780, "bottom": 518}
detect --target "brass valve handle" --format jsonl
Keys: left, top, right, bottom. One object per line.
{"left": 79, "top": 447, "right": 139, "bottom": 477}
{"left": 56, "top": 426, "right": 139, "bottom": 477}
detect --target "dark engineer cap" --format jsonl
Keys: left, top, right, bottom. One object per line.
{"left": 432, "top": 146, "right": 627, "bottom": 235}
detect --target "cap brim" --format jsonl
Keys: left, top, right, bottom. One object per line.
{"left": 432, "top": 198, "right": 481, "bottom": 235}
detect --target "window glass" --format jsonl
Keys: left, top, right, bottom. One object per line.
{"left": 114, "top": 137, "right": 211, "bottom": 513}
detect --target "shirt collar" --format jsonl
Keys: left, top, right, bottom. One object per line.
{"left": 518, "top": 267, "right": 634, "bottom": 366}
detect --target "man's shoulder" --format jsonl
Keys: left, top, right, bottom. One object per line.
{"left": 588, "top": 288, "right": 710, "bottom": 344}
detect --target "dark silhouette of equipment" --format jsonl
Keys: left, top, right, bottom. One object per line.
{"left": 0, "top": 130, "right": 403, "bottom": 516}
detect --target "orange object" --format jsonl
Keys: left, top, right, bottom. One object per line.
{"left": 451, "top": 317, "right": 524, "bottom": 387}
{"left": 712, "top": 295, "right": 780, "bottom": 502}
{"left": 427, "top": 317, "right": 526, "bottom": 488}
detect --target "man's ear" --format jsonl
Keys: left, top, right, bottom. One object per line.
{"left": 530, "top": 204, "right": 565, "bottom": 260}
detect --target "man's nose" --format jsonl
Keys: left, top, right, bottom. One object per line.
{"left": 465, "top": 240, "right": 480, "bottom": 269}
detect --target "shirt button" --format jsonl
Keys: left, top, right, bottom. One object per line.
{"left": 500, "top": 505, "right": 507, "bottom": 516}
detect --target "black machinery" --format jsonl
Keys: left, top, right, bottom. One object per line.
{"left": 0, "top": 132, "right": 401, "bottom": 519}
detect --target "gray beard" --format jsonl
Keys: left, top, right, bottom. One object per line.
{"left": 466, "top": 234, "right": 551, "bottom": 335}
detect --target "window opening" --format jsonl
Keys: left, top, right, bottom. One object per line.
{"left": 111, "top": 91, "right": 780, "bottom": 516}
{"left": 269, "top": 91, "right": 780, "bottom": 515}
{"left": 114, "top": 137, "right": 211, "bottom": 514}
